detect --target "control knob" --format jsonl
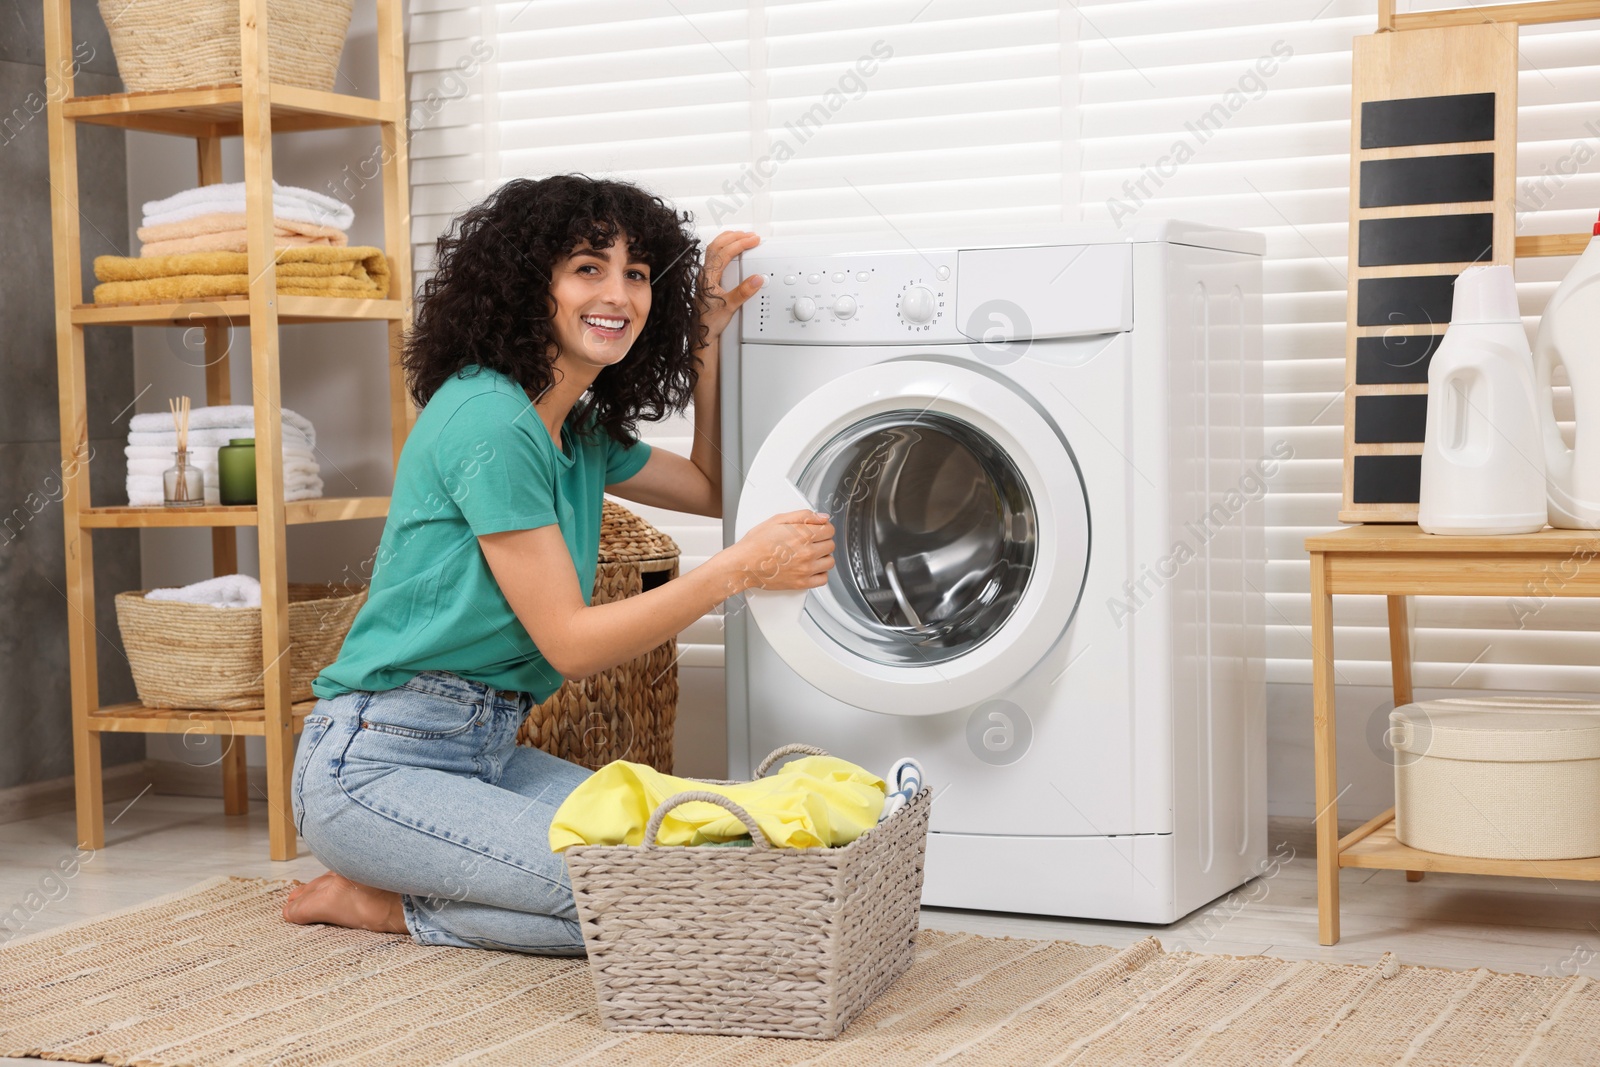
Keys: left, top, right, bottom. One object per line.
{"left": 900, "top": 286, "right": 936, "bottom": 324}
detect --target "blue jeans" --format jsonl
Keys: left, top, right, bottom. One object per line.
{"left": 291, "top": 670, "right": 591, "bottom": 955}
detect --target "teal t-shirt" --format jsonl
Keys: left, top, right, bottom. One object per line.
{"left": 312, "top": 365, "right": 652, "bottom": 701}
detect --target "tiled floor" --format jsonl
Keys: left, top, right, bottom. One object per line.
{"left": 5, "top": 793, "right": 1600, "bottom": 1065}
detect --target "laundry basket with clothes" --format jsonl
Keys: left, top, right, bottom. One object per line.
{"left": 558, "top": 744, "right": 932, "bottom": 1040}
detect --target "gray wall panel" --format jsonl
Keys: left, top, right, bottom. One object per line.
{"left": 0, "top": 21, "right": 141, "bottom": 789}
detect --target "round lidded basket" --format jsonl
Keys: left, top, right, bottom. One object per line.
{"left": 519, "top": 500, "right": 680, "bottom": 772}
{"left": 1391, "top": 697, "right": 1600, "bottom": 860}
{"left": 97, "top": 0, "right": 355, "bottom": 93}
{"left": 114, "top": 582, "right": 366, "bottom": 710}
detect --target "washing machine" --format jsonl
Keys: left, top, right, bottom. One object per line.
{"left": 719, "top": 221, "right": 1267, "bottom": 923}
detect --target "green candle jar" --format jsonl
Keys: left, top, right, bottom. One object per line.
{"left": 217, "top": 437, "right": 256, "bottom": 505}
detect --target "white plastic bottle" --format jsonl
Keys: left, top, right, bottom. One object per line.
{"left": 1533, "top": 212, "right": 1600, "bottom": 528}
{"left": 1417, "top": 264, "right": 1547, "bottom": 536}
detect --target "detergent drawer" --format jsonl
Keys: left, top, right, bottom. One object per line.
{"left": 956, "top": 243, "right": 1132, "bottom": 339}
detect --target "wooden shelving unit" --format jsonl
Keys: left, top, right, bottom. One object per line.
{"left": 1317, "top": 1, "right": 1600, "bottom": 944}
{"left": 43, "top": 0, "right": 416, "bottom": 860}
{"left": 71, "top": 296, "right": 406, "bottom": 326}
{"left": 1307, "top": 525, "right": 1600, "bottom": 946}
{"left": 79, "top": 496, "right": 393, "bottom": 528}
{"left": 64, "top": 84, "right": 391, "bottom": 136}
{"left": 88, "top": 700, "right": 321, "bottom": 736}
{"left": 1338, "top": 806, "right": 1600, "bottom": 881}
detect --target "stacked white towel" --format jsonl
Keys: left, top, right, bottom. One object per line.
{"left": 125, "top": 405, "right": 324, "bottom": 507}
{"left": 142, "top": 181, "right": 355, "bottom": 231}
{"left": 129, "top": 405, "right": 317, "bottom": 444}
{"left": 146, "top": 574, "right": 261, "bottom": 609}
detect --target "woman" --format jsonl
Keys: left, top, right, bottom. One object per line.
{"left": 283, "top": 175, "right": 835, "bottom": 953}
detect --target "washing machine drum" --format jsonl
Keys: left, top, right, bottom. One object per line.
{"left": 735, "top": 360, "right": 1090, "bottom": 716}
{"left": 798, "top": 411, "right": 1035, "bottom": 666}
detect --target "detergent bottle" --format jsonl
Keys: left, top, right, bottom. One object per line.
{"left": 1417, "top": 264, "right": 1546, "bottom": 535}
{"left": 1533, "top": 211, "right": 1600, "bottom": 528}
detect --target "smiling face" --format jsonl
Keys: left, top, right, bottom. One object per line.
{"left": 547, "top": 234, "right": 652, "bottom": 374}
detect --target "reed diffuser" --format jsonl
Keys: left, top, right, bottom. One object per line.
{"left": 162, "top": 396, "right": 204, "bottom": 507}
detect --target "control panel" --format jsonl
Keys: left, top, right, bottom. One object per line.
{"left": 740, "top": 250, "right": 964, "bottom": 345}
{"left": 737, "top": 241, "right": 1134, "bottom": 345}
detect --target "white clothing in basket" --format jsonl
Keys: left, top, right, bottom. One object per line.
{"left": 146, "top": 574, "right": 261, "bottom": 608}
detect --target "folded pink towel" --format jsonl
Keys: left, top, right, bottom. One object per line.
{"left": 138, "top": 212, "right": 350, "bottom": 257}
{"left": 138, "top": 211, "right": 349, "bottom": 244}
{"left": 140, "top": 231, "right": 344, "bottom": 256}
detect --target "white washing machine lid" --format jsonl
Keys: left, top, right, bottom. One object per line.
{"left": 735, "top": 360, "right": 1090, "bottom": 715}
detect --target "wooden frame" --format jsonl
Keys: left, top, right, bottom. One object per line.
{"left": 1340, "top": 23, "right": 1517, "bottom": 523}
{"left": 43, "top": 0, "right": 416, "bottom": 860}
{"left": 1387, "top": 1, "right": 1600, "bottom": 30}
{"left": 1341, "top": 3, "right": 1600, "bottom": 523}
{"left": 1307, "top": 525, "right": 1600, "bottom": 946}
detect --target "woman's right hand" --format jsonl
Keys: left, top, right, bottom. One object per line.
{"left": 724, "top": 510, "right": 836, "bottom": 593}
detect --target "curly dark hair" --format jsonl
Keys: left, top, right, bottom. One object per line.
{"left": 402, "top": 174, "right": 707, "bottom": 444}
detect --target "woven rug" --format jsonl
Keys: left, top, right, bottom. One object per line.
{"left": 3, "top": 876, "right": 1599, "bottom": 1065}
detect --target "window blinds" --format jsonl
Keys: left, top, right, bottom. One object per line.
{"left": 1077, "top": 0, "right": 1600, "bottom": 691}
{"left": 409, "top": 0, "right": 1600, "bottom": 687}
{"left": 408, "top": 0, "right": 1080, "bottom": 667}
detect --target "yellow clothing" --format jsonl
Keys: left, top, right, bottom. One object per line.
{"left": 549, "top": 756, "right": 887, "bottom": 852}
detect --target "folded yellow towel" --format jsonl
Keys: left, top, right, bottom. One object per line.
{"left": 549, "top": 755, "right": 888, "bottom": 851}
{"left": 93, "top": 247, "right": 390, "bottom": 304}
{"left": 137, "top": 212, "right": 349, "bottom": 257}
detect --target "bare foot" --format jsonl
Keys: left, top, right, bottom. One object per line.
{"left": 282, "top": 871, "right": 408, "bottom": 935}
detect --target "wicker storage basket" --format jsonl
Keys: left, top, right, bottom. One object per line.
{"left": 97, "top": 0, "right": 354, "bottom": 92}
{"left": 114, "top": 582, "right": 366, "bottom": 710}
{"left": 1391, "top": 697, "right": 1600, "bottom": 859}
{"left": 565, "top": 744, "right": 931, "bottom": 1040}
{"left": 518, "top": 500, "right": 679, "bottom": 772}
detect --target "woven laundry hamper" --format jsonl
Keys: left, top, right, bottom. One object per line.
{"left": 97, "top": 0, "right": 354, "bottom": 92}
{"left": 518, "top": 500, "right": 679, "bottom": 772}
{"left": 1390, "top": 697, "right": 1600, "bottom": 859}
{"left": 114, "top": 582, "right": 365, "bottom": 711}
{"left": 564, "top": 744, "right": 932, "bottom": 1040}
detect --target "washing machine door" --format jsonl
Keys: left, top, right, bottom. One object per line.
{"left": 735, "top": 360, "right": 1090, "bottom": 716}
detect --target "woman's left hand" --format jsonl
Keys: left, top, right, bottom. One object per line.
{"left": 698, "top": 230, "right": 763, "bottom": 343}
